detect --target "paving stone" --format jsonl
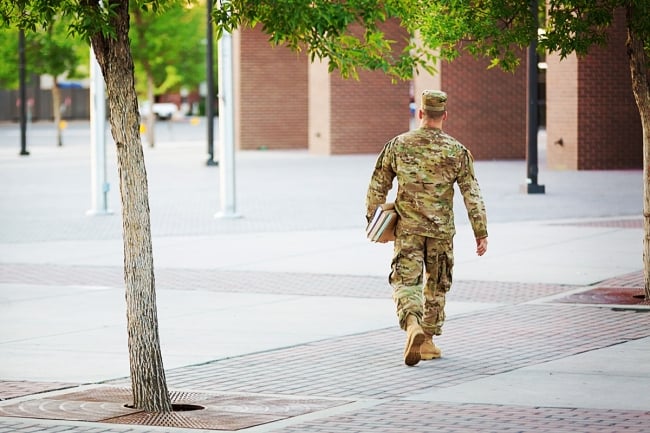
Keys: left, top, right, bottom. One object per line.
{"left": 271, "top": 401, "right": 650, "bottom": 433}
{"left": 0, "top": 381, "right": 79, "bottom": 401}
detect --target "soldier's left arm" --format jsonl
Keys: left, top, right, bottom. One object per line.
{"left": 457, "top": 149, "right": 488, "bottom": 239}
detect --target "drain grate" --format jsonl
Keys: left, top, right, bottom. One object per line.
{"left": 0, "top": 398, "right": 139, "bottom": 421}
{"left": 104, "top": 409, "right": 283, "bottom": 430}
{"left": 49, "top": 386, "right": 133, "bottom": 404}
{"left": 554, "top": 287, "right": 648, "bottom": 306}
{"left": 0, "top": 385, "right": 350, "bottom": 430}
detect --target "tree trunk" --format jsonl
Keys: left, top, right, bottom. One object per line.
{"left": 626, "top": 6, "right": 650, "bottom": 300}
{"left": 89, "top": 0, "right": 172, "bottom": 412}
{"left": 52, "top": 79, "right": 63, "bottom": 147}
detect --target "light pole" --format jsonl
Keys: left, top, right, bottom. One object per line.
{"left": 523, "top": 0, "right": 545, "bottom": 194}
{"left": 206, "top": 0, "right": 218, "bottom": 166}
{"left": 18, "top": 29, "right": 29, "bottom": 156}
{"left": 215, "top": 0, "right": 239, "bottom": 219}
{"left": 86, "top": 47, "right": 112, "bottom": 216}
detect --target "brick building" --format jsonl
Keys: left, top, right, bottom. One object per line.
{"left": 234, "top": 24, "right": 527, "bottom": 158}
{"left": 233, "top": 21, "right": 410, "bottom": 154}
{"left": 231, "top": 9, "right": 642, "bottom": 169}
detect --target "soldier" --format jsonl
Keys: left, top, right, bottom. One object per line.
{"left": 365, "top": 90, "right": 488, "bottom": 366}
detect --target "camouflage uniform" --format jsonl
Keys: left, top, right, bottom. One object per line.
{"left": 365, "top": 90, "right": 487, "bottom": 337}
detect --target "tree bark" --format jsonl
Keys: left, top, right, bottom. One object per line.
{"left": 626, "top": 5, "right": 650, "bottom": 300}
{"left": 89, "top": 0, "right": 172, "bottom": 412}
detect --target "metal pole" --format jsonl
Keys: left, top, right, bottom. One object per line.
{"left": 86, "top": 47, "right": 112, "bottom": 216}
{"left": 523, "top": 0, "right": 545, "bottom": 194}
{"left": 18, "top": 29, "right": 29, "bottom": 156}
{"left": 215, "top": 22, "right": 240, "bottom": 219}
{"left": 206, "top": 0, "right": 217, "bottom": 166}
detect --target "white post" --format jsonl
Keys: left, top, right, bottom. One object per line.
{"left": 87, "top": 47, "right": 112, "bottom": 216}
{"left": 215, "top": 28, "right": 240, "bottom": 219}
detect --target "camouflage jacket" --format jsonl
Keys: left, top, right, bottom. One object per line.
{"left": 365, "top": 127, "right": 488, "bottom": 240}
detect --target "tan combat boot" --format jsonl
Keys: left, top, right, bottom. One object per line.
{"left": 420, "top": 333, "right": 442, "bottom": 360}
{"left": 403, "top": 315, "right": 425, "bottom": 366}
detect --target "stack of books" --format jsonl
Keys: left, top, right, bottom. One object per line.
{"left": 366, "top": 202, "right": 397, "bottom": 242}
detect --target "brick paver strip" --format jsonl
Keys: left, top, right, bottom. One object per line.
{"left": 595, "top": 270, "right": 644, "bottom": 289}
{"left": 272, "top": 401, "right": 650, "bottom": 433}
{"left": 0, "top": 381, "right": 78, "bottom": 401}
{"left": 0, "top": 263, "right": 577, "bottom": 302}
{"left": 554, "top": 218, "right": 643, "bottom": 229}
{"left": 148, "top": 304, "right": 648, "bottom": 399}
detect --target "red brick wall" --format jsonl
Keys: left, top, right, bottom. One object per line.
{"left": 237, "top": 27, "right": 308, "bottom": 150}
{"left": 576, "top": 8, "right": 642, "bottom": 170}
{"left": 441, "top": 52, "right": 527, "bottom": 160}
{"left": 328, "top": 20, "right": 411, "bottom": 155}
{"left": 329, "top": 70, "right": 410, "bottom": 154}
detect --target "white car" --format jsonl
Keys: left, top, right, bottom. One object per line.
{"left": 139, "top": 102, "right": 178, "bottom": 120}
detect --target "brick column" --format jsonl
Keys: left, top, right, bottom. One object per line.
{"left": 235, "top": 27, "right": 308, "bottom": 151}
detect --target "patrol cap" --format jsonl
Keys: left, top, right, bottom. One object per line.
{"left": 421, "top": 90, "right": 447, "bottom": 112}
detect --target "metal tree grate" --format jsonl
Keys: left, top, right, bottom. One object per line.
{"left": 0, "top": 385, "right": 350, "bottom": 430}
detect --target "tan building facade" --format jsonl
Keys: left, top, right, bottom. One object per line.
{"left": 545, "top": 8, "right": 642, "bottom": 170}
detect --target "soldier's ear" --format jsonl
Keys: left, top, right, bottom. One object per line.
{"left": 442, "top": 111, "right": 448, "bottom": 121}
{"left": 418, "top": 109, "right": 424, "bottom": 120}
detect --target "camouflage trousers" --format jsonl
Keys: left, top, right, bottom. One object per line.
{"left": 389, "top": 233, "right": 454, "bottom": 336}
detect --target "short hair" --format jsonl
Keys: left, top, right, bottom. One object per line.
{"left": 422, "top": 108, "right": 446, "bottom": 120}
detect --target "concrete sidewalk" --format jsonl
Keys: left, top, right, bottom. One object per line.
{"left": 0, "top": 122, "right": 648, "bottom": 432}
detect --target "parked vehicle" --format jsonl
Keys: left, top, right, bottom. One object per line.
{"left": 139, "top": 101, "right": 178, "bottom": 120}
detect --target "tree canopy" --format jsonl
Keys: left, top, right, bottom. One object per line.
{"left": 213, "top": 0, "right": 649, "bottom": 79}
{"left": 0, "top": 0, "right": 205, "bottom": 100}
{"left": 3, "top": 1, "right": 648, "bottom": 84}
{"left": 544, "top": 0, "right": 650, "bottom": 58}
{"left": 130, "top": 0, "right": 205, "bottom": 97}
{"left": 0, "top": 16, "right": 87, "bottom": 89}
